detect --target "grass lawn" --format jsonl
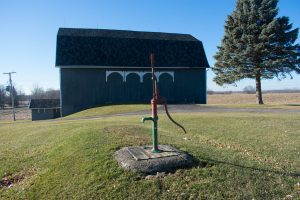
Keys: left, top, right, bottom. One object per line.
{"left": 0, "top": 107, "right": 299, "bottom": 199}
{"left": 65, "top": 104, "right": 151, "bottom": 119}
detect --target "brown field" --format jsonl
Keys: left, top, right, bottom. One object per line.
{"left": 208, "top": 92, "right": 300, "bottom": 104}
{"left": 0, "top": 107, "right": 31, "bottom": 121}
{"left": 1, "top": 93, "right": 300, "bottom": 121}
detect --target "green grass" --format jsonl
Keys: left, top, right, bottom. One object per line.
{"left": 0, "top": 108, "right": 299, "bottom": 199}
{"left": 65, "top": 104, "right": 151, "bottom": 119}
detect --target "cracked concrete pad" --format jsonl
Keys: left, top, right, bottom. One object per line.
{"left": 114, "top": 145, "right": 195, "bottom": 174}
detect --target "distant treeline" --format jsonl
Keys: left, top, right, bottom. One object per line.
{"left": 0, "top": 84, "right": 60, "bottom": 109}
{"left": 207, "top": 89, "right": 300, "bottom": 95}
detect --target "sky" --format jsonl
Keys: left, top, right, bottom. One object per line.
{"left": 0, "top": 0, "right": 299, "bottom": 94}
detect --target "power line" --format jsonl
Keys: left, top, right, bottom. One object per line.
{"left": 3, "top": 72, "right": 16, "bottom": 121}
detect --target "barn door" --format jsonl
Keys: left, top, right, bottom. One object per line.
{"left": 107, "top": 72, "right": 124, "bottom": 103}
{"left": 142, "top": 73, "right": 153, "bottom": 103}
{"left": 125, "top": 73, "right": 140, "bottom": 103}
{"left": 158, "top": 73, "right": 174, "bottom": 103}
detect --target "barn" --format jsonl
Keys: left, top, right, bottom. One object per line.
{"left": 56, "top": 28, "right": 210, "bottom": 116}
{"left": 29, "top": 99, "right": 61, "bottom": 121}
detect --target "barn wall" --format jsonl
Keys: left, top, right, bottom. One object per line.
{"left": 31, "top": 109, "right": 61, "bottom": 121}
{"left": 60, "top": 68, "right": 107, "bottom": 116}
{"left": 32, "top": 109, "right": 54, "bottom": 121}
{"left": 174, "top": 68, "right": 207, "bottom": 104}
{"left": 60, "top": 68, "right": 206, "bottom": 116}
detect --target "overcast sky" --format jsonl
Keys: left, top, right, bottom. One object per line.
{"left": 0, "top": 0, "right": 299, "bottom": 94}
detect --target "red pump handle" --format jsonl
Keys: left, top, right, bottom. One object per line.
{"left": 159, "top": 97, "right": 187, "bottom": 134}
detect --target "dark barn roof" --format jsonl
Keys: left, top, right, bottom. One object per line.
{"left": 56, "top": 28, "right": 209, "bottom": 68}
{"left": 29, "top": 99, "right": 60, "bottom": 109}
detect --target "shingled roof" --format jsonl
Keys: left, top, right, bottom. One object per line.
{"left": 29, "top": 99, "right": 60, "bottom": 109}
{"left": 56, "top": 28, "right": 209, "bottom": 68}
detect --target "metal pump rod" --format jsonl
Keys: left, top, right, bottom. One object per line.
{"left": 142, "top": 53, "right": 186, "bottom": 153}
{"left": 141, "top": 53, "right": 160, "bottom": 153}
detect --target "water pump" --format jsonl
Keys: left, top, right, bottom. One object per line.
{"left": 142, "top": 53, "right": 186, "bottom": 153}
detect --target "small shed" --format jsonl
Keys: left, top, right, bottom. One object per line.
{"left": 29, "top": 99, "right": 61, "bottom": 121}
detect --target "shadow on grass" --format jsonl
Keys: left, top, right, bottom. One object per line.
{"left": 286, "top": 104, "right": 300, "bottom": 107}
{"left": 202, "top": 158, "right": 300, "bottom": 177}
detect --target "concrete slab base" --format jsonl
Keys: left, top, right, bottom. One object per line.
{"left": 114, "top": 145, "right": 195, "bottom": 174}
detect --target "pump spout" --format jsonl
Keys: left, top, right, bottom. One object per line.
{"left": 141, "top": 116, "right": 153, "bottom": 123}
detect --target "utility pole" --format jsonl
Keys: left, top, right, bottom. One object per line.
{"left": 3, "top": 72, "right": 16, "bottom": 121}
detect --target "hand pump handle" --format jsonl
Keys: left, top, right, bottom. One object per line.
{"left": 150, "top": 53, "right": 157, "bottom": 100}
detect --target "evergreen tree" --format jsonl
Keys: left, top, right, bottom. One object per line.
{"left": 213, "top": 0, "right": 300, "bottom": 104}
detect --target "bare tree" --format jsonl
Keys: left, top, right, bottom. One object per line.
{"left": 0, "top": 85, "right": 6, "bottom": 109}
{"left": 31, "top": 84, "right": 60, "bottom": 99}
{"left": 45, "top": 88, "right": 60, "bottom": 99}
{"left": 6, "top": 85, "right": 19, "bottom": 107}
{"left": 17, "top": 88, "right": 29, "bottom": 106}
{"left": 243, "top": 85, "right": 256, "bottom": 94}
{"left": 31, "top": 84, "right": 45, "bottom": 99}
{"left": 207, "top": 89, "right": 215, "bottom": 95}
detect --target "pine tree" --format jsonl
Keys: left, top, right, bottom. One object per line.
{"left": 213, "top": 0, "right": 300, "bottom": 104}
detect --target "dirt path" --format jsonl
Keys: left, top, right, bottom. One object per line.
{"left": 62, "top": 104, "right": 300, "bottom": 122}
{"left": 165, "top": 104, "right": 300, "bottom": 113}
{"left": 1, "top": 104, "right": 299, "bottom": 125}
